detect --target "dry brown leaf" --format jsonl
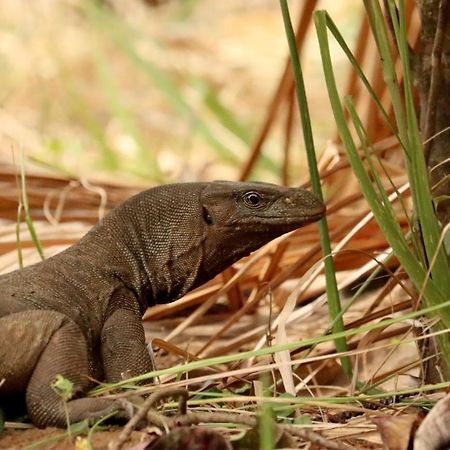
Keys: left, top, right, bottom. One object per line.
{"left": 372, "top": 414, "right": 419, "bottom": 450}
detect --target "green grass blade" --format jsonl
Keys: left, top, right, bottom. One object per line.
{"left": 364, "top": 0, "right": 450, "bottom": 362}
{"left": 15, "top": 202, "right": 24, "bottom": 269}
{"left": 321, "top": 10, "right": 414, "bottom": 230}
{"left": 314, "top": 10, "right": 446, "bottom": 306}
{"left": 345, "top": 97, "right": 398, "bottom": 221}
{"left": 363, "top": 0, "right": 408, "bottom": 154}
{"left": 91, "top": 289, "right": 450, "bottom": 395}
{"left": 322, "top": 12, "right": 399, "bottom": 140}
{"left": 279, "top": 0, "right": 351, "bottom": 379}
{"left": 388, "top": 0, "right": 450, "bottom": 293}
{"left": 20, "top": 153, "right": 45, "bottom": 261}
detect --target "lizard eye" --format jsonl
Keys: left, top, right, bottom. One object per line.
{"left": 243, "top": 191, "right": 263, "bottom": 208}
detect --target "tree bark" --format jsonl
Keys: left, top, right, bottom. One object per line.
{"left": 414, "top": 0, "right": 450, "bottom": 226}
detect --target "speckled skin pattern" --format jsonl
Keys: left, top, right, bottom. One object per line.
{"left": 0, "top": 181, "right": 325, "bottom": 427}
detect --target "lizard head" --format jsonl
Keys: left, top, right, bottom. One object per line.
{"left": 201, "top": 180, "right": 325, "bottom": 236}
{"left": 195, "top": 180, "right": 325, "bottom": 281}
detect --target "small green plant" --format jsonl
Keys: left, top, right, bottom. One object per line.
{"left": 51, "top": 374, "right": 75, "bottom": 437}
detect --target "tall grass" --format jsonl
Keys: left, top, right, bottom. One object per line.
{"left": 315, "top": 0, "right": 450, "bottom": 368}
{"left": 278, "top": 0, "right": 351, "bottom": 379}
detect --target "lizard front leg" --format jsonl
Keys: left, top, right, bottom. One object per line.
{"left": 101, "top": 307, "right": 153, "bottom": 383}
{"left": 8, "top": 311, "right": 126, "bottom": 428}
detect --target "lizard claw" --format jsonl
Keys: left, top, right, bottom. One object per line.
{"left": 117, "top": 398, "right": 136, "bottom": 420}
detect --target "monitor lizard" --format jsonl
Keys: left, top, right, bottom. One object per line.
{"left": 0, "top": 181, "right": 325, "bottom": 427}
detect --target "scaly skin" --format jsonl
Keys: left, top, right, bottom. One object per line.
{"left": 0, "top": 181, "right": 325, "bottom": 427}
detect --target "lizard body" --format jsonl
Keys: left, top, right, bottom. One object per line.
{"left": 0, "top": 181, "right": 324, "bottom": 427}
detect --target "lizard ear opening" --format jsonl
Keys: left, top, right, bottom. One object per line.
{"left": 202, "top": 207, "right": 214, "bottom": 225}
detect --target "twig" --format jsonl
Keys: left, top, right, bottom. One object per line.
{"left": 108, "top": 387, "right": 188, "bottom": 450}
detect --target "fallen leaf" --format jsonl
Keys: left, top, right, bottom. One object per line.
{"left": 372, "top": 414, "right": 419, "bottom": 450}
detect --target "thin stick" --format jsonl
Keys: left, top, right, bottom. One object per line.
{"left": 108, "top": 388, "right": 188, "bottom": 450}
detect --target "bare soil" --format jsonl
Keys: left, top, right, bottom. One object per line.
{"left": 0, "top": 427, "right": 151, "bottom": 450}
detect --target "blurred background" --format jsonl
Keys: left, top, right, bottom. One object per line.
{"left": 0, "top": 0, "right": 360, "bottom": 184}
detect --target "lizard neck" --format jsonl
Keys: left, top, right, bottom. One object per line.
{"left": 74, "top": 186, "right": 210, "bottom": 310}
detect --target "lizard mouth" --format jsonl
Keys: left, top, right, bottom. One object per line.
{"left": 267, "top": 211, "right": 324, "bottom": 221}
{"left": 260, "top": 215, "right": 323, "bottom": 227}
{"left": 256, "top": 202, "right": 326, "bottom": 224}
{"left": 228, "top": 212, "right": 324, "bottom": 229}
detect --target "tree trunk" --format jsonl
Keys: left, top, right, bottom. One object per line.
{"left": 414, "top": 0, "right": 450, "bottom": 226}
{"left": 413, "top": 0, "right": 450, "bottom": 382}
